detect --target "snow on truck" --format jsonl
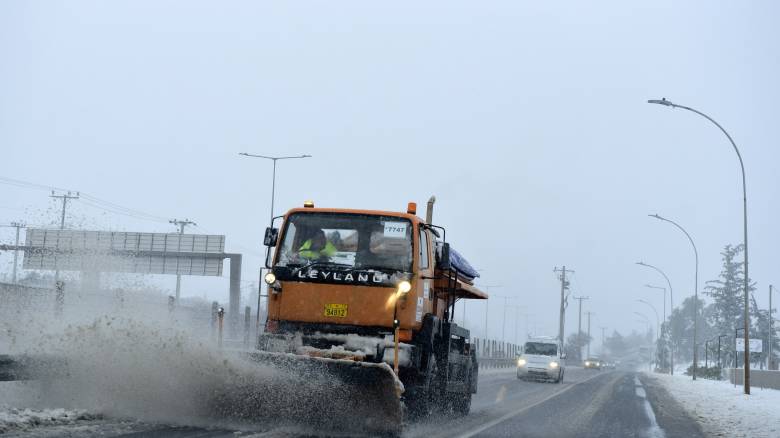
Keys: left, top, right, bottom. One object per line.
{"left": 252, "top": 197, "right": 487, "bottom": 432}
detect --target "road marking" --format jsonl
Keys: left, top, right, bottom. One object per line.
{"left": 455, "top": 372, "right": 605, "bottom": 438}
{"left": 635, "top": 376, "right": 665, "bottom": 438}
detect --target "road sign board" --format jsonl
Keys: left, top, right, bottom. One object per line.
{"left": 735, "top": 338, "right": 763, "bottom": 353}
{"left": 22, "top": 229, "right": 226, "bottom": 276}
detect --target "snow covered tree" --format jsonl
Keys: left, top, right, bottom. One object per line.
{"left": 704, "top": 244, "right": 756, "bottom": 368}
{"left": 564, "top": 331, "right": 591, "bottom": 362}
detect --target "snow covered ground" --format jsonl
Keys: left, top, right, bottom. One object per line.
{"left": 649, "top": 372, "right": 780, "bottom": 438}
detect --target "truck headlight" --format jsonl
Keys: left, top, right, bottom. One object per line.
{"left": 517, "top": 358, "right": 527, "bottom": 367}
{"left": 549, "top": 361, "right": 559, "bottom": 369}
{"left": 264, "top": 272, "right": 276, "bottom": 284}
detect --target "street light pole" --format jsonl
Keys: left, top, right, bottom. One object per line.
{"left": 770, "top": 285, "right": 775, "bottom": 370}
{"left": 650, "top": 213, "right": 700, "bottom": 380}
{"left": 238, "top": 153, "right": 312, "bottom": 226}
{"left": 644, "top": 285, "right": 667, "bottom": 329}
{"left": 637, "top": 299, "right": 660, "bottom": 342}
{"left": 645, "top": 284, "right": 668, "bottom": 372}
{"left": 480, "top": 285, "right": 502, "bottom": 340}
{"left": 637, "top": 261, "right": 674, "bottom": 374}
{"left": 493, "top": 294, "right": 518, "bottom": 344}
{"left": 573, "top": 295, "right": 590, "bottom": 361}
{"left": 649, "top": 97, "right": 750, "bottom": 394}
{"left": 239, "top": 152, "right": 311, "bottom": 332}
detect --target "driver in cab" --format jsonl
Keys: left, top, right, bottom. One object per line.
{"left": 298, "top": 229, "right": 337, "bottom": 260}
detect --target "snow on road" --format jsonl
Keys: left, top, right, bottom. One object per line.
{"left": 0, "top": 404, "right": 100, "bottom": 435}
{"left": 649, "top": 373, "right": 780, "bottom": 438}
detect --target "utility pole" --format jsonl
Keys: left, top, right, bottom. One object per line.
{"left": 51, "top": 191, "right": 79, "bottom": 230}
{"left": 554, "top": 266, "right": 572, "bottom": 345}
{"left": 586, "top": 311, "right": 594, "bottom": 358}
{"left": 573, "top": 295, "right": 589, "bottom": 361}
{"left": 169, "top": 218, "right": 196, "bottom": 303}
{"left": 599, "top": 326, "right": 607, "bottom": 352}
{"left": 10, "top": 221, "right": 25, "bottom": 283}
{"left": 50, "top": 191, "right": 79, "bottom": 282}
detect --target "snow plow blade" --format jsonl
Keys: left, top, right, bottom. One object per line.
{"left": 232, "top": 351, "right": 405, "bottom": 435}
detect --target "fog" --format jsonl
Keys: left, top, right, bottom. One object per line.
{"left": 1, "top": 1, "right": 778, "bottom": 345}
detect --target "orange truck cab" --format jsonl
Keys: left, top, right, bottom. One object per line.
{"left": 258, "top": 199, "right": 487, "bottom": 416}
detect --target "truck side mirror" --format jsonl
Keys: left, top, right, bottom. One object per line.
{"left": 561, "top": 353, "right": 567, "bottom": 360}
{"left": 438, "top": 242, "right": 451, "bottom": 269}
{"left": 264, "top": 227, "right": 279, "bottom": 247}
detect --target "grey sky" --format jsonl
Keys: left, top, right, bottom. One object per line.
{"left": 1, "top": 1, "right": 778, "bottom": 342}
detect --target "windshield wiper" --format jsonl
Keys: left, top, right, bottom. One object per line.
{"left": 354, "top": 264, "right": 405, "bottom": 273}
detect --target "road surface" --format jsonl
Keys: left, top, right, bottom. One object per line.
{"left": 2, "top": 367, "right": 704, "bottom": 437}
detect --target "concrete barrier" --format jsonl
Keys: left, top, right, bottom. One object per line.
{"left": 726, "top": 368, "right": 780, "bottom": 390}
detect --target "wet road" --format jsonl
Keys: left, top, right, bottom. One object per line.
{"left": 2, "top": 367, "right": 704, "bottom": 437}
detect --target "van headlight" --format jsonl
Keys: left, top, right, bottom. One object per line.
{"left": 517, "top": 358, "right": 527, "bottom": 367}
{"left": 549, "top": 361, "right": 559, "bottom": 369}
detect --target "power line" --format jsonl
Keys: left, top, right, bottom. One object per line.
{"left": 0, "top": 175, "right": 169, "bottom": 223}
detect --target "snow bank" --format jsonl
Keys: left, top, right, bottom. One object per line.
{"left": 649, "top": 373, "right": 780, "bottom": 438}
{"left": 0, "top": 406, "right": 99, "bottom": 434}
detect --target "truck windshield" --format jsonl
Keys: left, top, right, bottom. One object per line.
{"left": 276, "top": 212, "right": 413, "bottom": 272}
{"left": 524, "top": 342, "right": 557, "bottom": 356}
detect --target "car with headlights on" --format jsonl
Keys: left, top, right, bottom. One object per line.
{"left": 516, "top": 338, "right": 565, "bottom": 383}
{"left": 583, "top": 358, "right": 602, "bottom": 370}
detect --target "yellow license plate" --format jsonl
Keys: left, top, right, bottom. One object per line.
{"left": 324, "top": 303, "right": 348, "bottom": 318}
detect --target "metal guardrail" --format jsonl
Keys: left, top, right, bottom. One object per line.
{"left": 478, "top": 357, "right": 516, "bottom": 368}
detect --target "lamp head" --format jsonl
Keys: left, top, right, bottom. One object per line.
{"left": 648, "top": 98, "right": 675, "bottom": 107}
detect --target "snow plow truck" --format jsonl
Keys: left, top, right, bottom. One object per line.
{"left": 250, "top": 197, "right": 487, "bottom": 433}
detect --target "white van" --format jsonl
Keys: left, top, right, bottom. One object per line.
{"left": 516, "top": 338, "right": 565, "bottom": 383}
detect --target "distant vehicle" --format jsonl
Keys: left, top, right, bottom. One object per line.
{"left": 583, "top": 358, "right": 602, "bottom": 370}
{"left": 516, "top": 337, "right": 565, "bottom": 383}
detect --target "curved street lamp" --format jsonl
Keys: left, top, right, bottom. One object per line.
{"left": 637, "top": 299, "right": 660, "bottom": 342}
{"left": 239, "top": 152, "right": 312, "bottom": 333}
{"left": 650, "top": 213, "right": 700, "bottom": 380}
{"left": 648, "top": 97, "right": 750, "bottom": 394}
{"left": 637, "top": 261, "right": 675, "bottom": 374}
{"left": 644, "top": 284, "right": 667, "bottom": 325}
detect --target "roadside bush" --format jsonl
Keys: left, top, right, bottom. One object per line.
{"left": 684, "top": 365, "right": 722, "bottom": 380}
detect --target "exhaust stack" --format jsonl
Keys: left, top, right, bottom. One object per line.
{"left": 426, "top": 196, "right": 436, "bottom": 224}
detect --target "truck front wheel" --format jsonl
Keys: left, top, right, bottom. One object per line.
{"left": 449, "top": 392, "right": 472, "bottom": 415}
{"left": 404, "top": 353, "right": 439, "bottom": 419}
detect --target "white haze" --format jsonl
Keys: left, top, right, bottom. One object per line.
{"left": 0, "top": 1, "right": 779, "bottom": 347}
